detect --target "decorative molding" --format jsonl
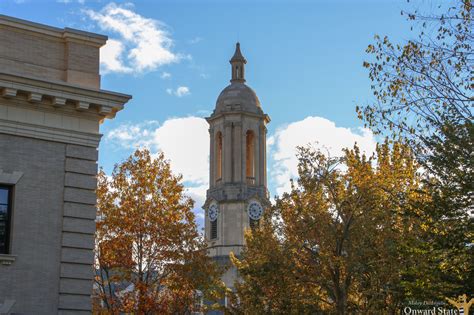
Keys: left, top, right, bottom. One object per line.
{"left": 52, "top": 97, "right": 66, "bottom": 107}
{"left": 1, "top": 88, "right": 16, "bottom": 98}
{"left": 27, "top": 92, "right": 42, "bottom": 103}
{"left": 98, "top": 105, "right": 113, "bottom": 116}
{"left": 75, "top": 101, "right": 89, "bottom": 111}
{"left": 207, "top": 110, "right": 270, "bottom": 123}
{"left": 0, "top": 170, "right": 23, "bottom": 185}
{"left": 0, "top": 72, "right": 131, "bottom": 119}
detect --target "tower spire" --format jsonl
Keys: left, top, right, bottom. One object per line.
{"left": 230, "top": 42, "right": 247, "bottom": 83}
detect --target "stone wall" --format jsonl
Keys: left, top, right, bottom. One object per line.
{"left": 59, "top": 144, "right": 98, "bottom": 313}
{"left": 0, "top": 135, "right": 100, "bottom": 313}
{"left": 0, "top": 134, "right": 65, "bottom": 313}
{"left": 0, "top": 15, "right": 105, "bottom": 89}
{"left": 0, "top": 14, "right": 131, "bottom": 314}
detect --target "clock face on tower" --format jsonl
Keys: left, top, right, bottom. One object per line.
{"left": 208, "top": 203, "right": 219, "bottom": 222}
{"left": 248, "top": 201, "right": 263, "bottom": 220}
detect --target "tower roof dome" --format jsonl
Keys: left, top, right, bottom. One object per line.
{"left": 215, "top": 82, "right": 262, "bottom": 114}
{"left": 213, "top": 43, "right": 263, "bottom": 115}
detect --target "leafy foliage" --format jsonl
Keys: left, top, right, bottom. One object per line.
{"left": 358, "top": 0, "right": 473, "bottom": 298}
{"left": 231, "top": 143, "right": 425, "bottom": 314}
{"left": 93, "top": 149, "right": 224, "bottom": 314}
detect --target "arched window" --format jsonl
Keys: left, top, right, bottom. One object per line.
{"left": 216, "top": 132, "right": 222, "bottom": 183}
{"left": 246, "top": 130, "right": 255, "bottom": 184}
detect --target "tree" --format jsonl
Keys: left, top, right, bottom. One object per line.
{"left": 231, "top": 143, "right": 424, "bottom": 314}
{"left": 93, "top": 149, "right": 224, "bottom": 314}
{"left": 358, "top": 0, "right": 473, "bottom": 298}
{"left": 229, "top": 219, "right": 324, "bottom": 314}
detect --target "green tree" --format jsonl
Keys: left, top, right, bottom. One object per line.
{"left": 93, "top": 149, "right": 224, "bottom": 314}
{"left": 358, "top": 0, "right": 473, "bottom": 298}
{"left": 231, "top": 143, "right": 424, "bottom": 314}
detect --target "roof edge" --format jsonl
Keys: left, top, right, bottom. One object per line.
{"left": 0, "top": 14, "right": 107, "bottom": 46}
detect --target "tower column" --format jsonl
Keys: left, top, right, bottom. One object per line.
{"left": 259, "top": 125, "right": 265, "bottom": 187}
{"left": 263, "top": 126, "right": 268, "bottom": 185}
{"left": 224, "top": 121, "right": 233, "bottom": 183}
{"left": 241, "top": 125, "right": 247, "bottom": 184}
{"left": 209, "top": 128, "right": 215, "bottom": 187}
{"left": 233, "top": 121, "right": 242, "bottom": 183}
{"left": 254, "top": 127, "right": 260, "bottom": 185}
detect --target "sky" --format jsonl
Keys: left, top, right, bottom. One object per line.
{"left": 0, "top": 0, "right": 426, "bottom": 227}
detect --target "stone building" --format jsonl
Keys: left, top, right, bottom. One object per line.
{"left": 204, "top": 43, "right": 270, "bottom": 289}
{"left": 0, "top": 15, "right": 131, "bottom": 313}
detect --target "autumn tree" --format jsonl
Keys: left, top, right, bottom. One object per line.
{"left": 231, "top": 142, "right": 424, "bottom": 314}
{"left": 93, "top": 149, "right": 224, "bottom": 314}
{"left": 358, "top": 0, "right": 473, "bottom": 298}
{"left": 229, "top": 217, "right": 324, "bottom": 314}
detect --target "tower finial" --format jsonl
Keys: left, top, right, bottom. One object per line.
{"left": 230, "top": 42, "right": 247, "bottom": 83}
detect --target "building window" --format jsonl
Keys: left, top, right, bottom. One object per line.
{"left": 246, "top": 130, "right": 255, "bottom": 184}
{"left": 210, "top": 219, "right": 218, "bottom": 240}
{"left": 216, "top": 131, "right": 223, "bottom": 183}
{"left": 0, "top": 186, "right": 12, "bottom": 254}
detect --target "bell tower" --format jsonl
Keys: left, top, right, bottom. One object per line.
{"left": 204, "top": 43, "right": 270, "bottom": 289}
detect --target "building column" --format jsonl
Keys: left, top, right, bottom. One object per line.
{"left": 263, "top": 126, "right": 268, "bottom": 187}
{"left": 223, "top": 121, "right": 233, "bottom": 183}
{"left": 209, "top": 128, "right": 215, "bottom": 188}
{"left": 233, "top": 121, "right": 242, "bottom": 183}
{"left": 254, "top": 125, "right": 260, "bottom": 186}
{"left": 241, "top": 123, "right": 247, "bottom": 184}
{"left": 259, "top": 124, "right": 266, "bottom": 187}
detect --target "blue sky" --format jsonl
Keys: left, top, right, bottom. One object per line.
{"left": 1, "top": 0, "right": 424, "bottom": 226}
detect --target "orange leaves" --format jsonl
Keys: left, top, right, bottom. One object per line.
{"left": 94, "top": 149, "right": 224, "bottom": 314}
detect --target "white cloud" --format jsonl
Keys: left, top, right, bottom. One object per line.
{"left": 166, "top": 86, "right": 190, "bottom": 97}
{"left": 160, "top": 72, "right": 171, "bottom": 79}
{"left": 106, "top": 117, "right": 209, "bottom": 186}
{"left": 100, "top": 39, "right": 132, "bottom": 73}
{"left": 175, "top": 86, "right": 190, "bottom": 97}
{"left": 269, "top": 116, "right": 376, "bottom": 196}
{"left": 151, "top": 117, "right": 208, "bottom": 184}
{"left": 84, "top": 3, "right": 181, "bottom": 74}
{"left": 106, "top": 120, "right": 159, "bottom": 148}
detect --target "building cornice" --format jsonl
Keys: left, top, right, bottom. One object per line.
{"left": 206, "top": 111, "right": 271, "bottom": 124}
{"left": 0, "top": 72, "right": 132, "bottom": 120}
